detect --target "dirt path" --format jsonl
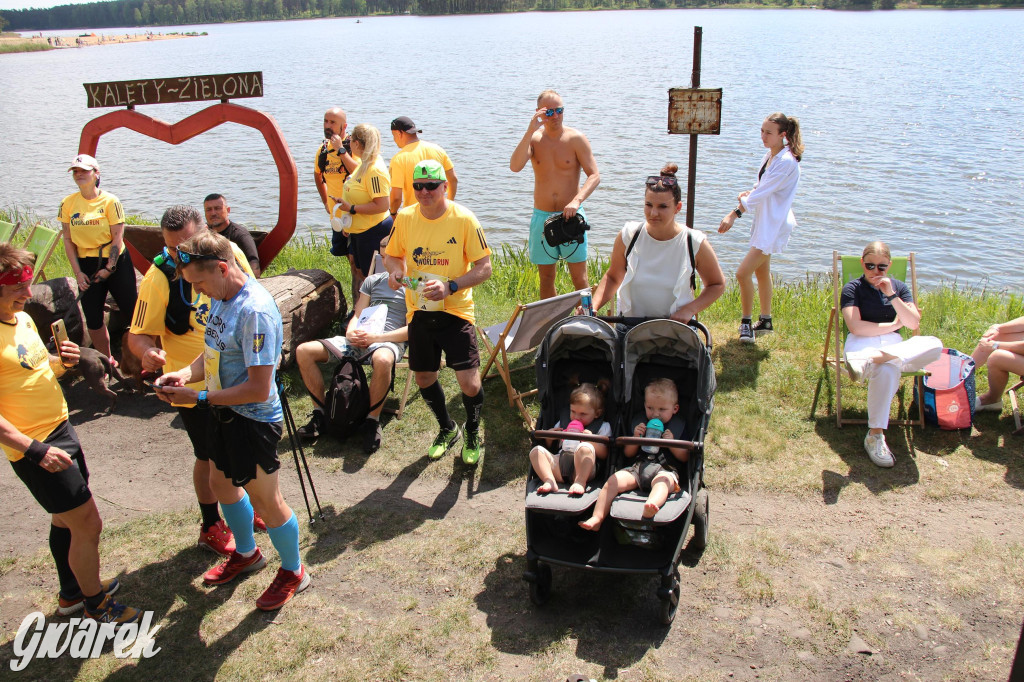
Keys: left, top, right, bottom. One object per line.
{"left": 2, "top": 381, "right": 1022, "bottom": 680}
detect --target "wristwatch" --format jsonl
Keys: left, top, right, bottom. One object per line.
{"left": 733, "top": 208, "right": 743, "bottom": 218}
{"left": 348, "top": 204, "right": 357, "bottom": 215}
{"left": 448, "top": 280, "right": 459, "bottom": 295}
{"left": 993, "top": 342, "right": 1000, "bottom": 351}
{"left": 197, "top": 390, "right": 210, "bottom": 409}
{"left": 885, "top": 292, "right": 899, "bottom": 303}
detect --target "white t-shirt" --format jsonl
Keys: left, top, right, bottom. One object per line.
{"left": 617, "top": 221, "right": 707, "bottom": 318}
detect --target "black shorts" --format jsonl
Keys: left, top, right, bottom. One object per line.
{"left": 78, "top": 250, "right": 138, "bottom": 331}
{"left": 10, "top": 421, "right": 92, "bottom": 515}
{"left": 408, "top": 311, "right": 480, "bottom": 372}
{"left": 349, "top": 216, "right": 393, "bottom": 277}
{"left": 330, "top": 229, "right": 350, "bottom": 257}
{"left": 208, "top": 408, "right": 283, "bottom": 487}
{"left": 177, "top": 406, "right": 212, "bottom": 461}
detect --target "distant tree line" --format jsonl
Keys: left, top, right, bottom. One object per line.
{"left": 1, "top": 0, "right": 1020, "bottom": 31}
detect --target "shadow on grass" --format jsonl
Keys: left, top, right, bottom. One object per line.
{"left": 814, "top": 416, "right": 921, "bottom": 503}
{"left": 303, "top": 455, "right": 466, "bottom": 566}
{"left": 714, "top": 338, "right": 770, "bottom": 394}
{"left": 474, "top": 552, "right": 671, "bottom": 678}
{"left": 0, "top": 547, "right": 272, "bottom": 680}
{"left": 958, "top": 414, "right": 1024, "bottom": 490}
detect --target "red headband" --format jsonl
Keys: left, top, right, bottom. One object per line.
{"left": 0, "top": 265, "right": 33, "bottom": 286}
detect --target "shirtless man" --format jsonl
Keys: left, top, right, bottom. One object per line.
{"left": 510, "top": 89, "right": 601, "bottom": 300}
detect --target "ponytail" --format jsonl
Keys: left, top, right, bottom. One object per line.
{"left": 351, "top": 123, "right": 381, "bottom": 183}
{"left": 766, "top": 112, "right": 804, "bottom": 162}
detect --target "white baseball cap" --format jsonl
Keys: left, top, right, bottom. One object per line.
{"left": 68, "top": 154, "right": 100, "bottom": 172}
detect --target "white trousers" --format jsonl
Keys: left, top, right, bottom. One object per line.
{"left": 844, "top": 333, "right": 943, "bottom": 429}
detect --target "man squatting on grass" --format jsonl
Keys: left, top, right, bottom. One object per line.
{"left": 295, "top": 258, "right": 409, "bottom": 453}
{"left": 509, "top": 89, "right": 601, "bottom": 300}
{"left": 0, "top": 244, "right": 142, "bottom": 623}
{"left": 385, "top": 159, "right": 492, "bottom": 465}
{"left": 128, "top": 205, "right": 264, "bottom": 559}
{"left": 154, "top": 231, "right": 309, "bottom": 611}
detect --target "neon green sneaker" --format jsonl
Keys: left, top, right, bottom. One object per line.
{"left": 427, "top": 423, "right": 461, "bottom": 460}
{"left": 461, "top": 429, "right": 483, "bottom": 466}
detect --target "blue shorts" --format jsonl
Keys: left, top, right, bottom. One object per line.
{"left": 528, "top": 207, "right": 589, "bottom": 265}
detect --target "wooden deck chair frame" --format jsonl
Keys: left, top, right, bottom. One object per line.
{"left": 478, "top": 289, "right": 585, "bottom": 428}
{"left": 23, "top": 223, "right": 61, "bottom": 284}
{"left": 0, "top": 219, "right": 21, "bottom": 243}
{"left": 1009, "top": 378, "right": 1024, "bottom": 436}
{"left": 817, "top": 250, "right": 926, "bottom": 429}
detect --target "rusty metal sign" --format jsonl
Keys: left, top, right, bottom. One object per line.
{"left": 668, "top": 88, "right": 722, "bottom": 135}
{"left": 83, "top": 72, "right": 264, "bottom": 109}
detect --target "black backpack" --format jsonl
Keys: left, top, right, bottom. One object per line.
{"left": 316, "top": 353, "right": 393, "bottom": 438}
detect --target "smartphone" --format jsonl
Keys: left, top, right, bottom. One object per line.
{"left": 50, "top": 319, "right": 70, "bottom": 367}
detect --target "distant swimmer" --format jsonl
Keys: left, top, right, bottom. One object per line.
{"left": 313, "top": 107, "right": 357, "bottom": 275}
{"left": 388, "top": 116, "right": 458, "bottom": 216}
{"left": 510, "top": 89, "right": 601, "bottom": 300}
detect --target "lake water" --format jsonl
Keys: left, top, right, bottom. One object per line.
{"left": 1, "top": 10, "right": 1022, "bottom": 291}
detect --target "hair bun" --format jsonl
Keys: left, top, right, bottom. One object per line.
{"left": 660, "top": 163, "right": 679, "bottom": 177}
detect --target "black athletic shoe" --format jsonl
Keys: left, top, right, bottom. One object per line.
{"left": 752, "top": 317, "right": 774, "bottom": 335}
{"left": 360, "top": 419, "right": 382, "bottom": 454}
{"left": 297, "top": 412, "right": 322, "bottom": 442}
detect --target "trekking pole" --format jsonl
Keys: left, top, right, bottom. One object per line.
{"left": 277, "top": 381, "right": 324, "bottom": 523}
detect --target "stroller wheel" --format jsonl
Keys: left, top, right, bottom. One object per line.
{"left": 529, "top": 564, "right": 552, "bottom": 606}
{"left": 658, "top": 568, "right": 681, "bottom": 626}
{"left": 689, "top": 487, "right": 710, "bottom": 551}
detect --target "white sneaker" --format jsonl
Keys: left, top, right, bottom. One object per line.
{"left": 975, "top": 396, "right": 1003, "bottom": 413}
{"left": 864, "top": 432, "right": 895, "bottom": 468}
{"left": 845, "top": 353, "right": 870, "bottom": 384}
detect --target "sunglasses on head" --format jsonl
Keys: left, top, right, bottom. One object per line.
{"left": 176, "top": 248, "right": 227, "bottom": 265}
{"left": 863, "top": 262, "right": 889, "bottom": 271}
{"left": 412, "top": 181, "right": 444, "bottom": 192}
{"left": 544, "top": 107, "right": 564, "bottom": 117}
{"left": 645, "top": 175, "right": 678, "bottom": 188}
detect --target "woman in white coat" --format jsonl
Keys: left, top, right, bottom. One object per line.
{"left": 718, "top": 113, "right": 803, "bottom": 343}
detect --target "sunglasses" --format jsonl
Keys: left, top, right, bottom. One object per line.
{"left": 544, "top": 107, "right": 565, "bottom": 117}
{"left": 176, "top": 248, "right": 227, "bottom": 265}
{"left": 645, "top": 175, "right": 678, "bottom": 188}
{"left": 412, "top": 181, "right": 444, "bottom": 192}
{"left": 863, "top": 262, "right": 889, "bottom": 271}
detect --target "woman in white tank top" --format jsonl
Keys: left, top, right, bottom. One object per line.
{"left": 592, "top": 164, "right": 725, "bottom": 323}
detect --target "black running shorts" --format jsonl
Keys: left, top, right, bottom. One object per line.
{"left": 408, "top": 311, "right": 480, "bottom": 372}
{"left": 10, "top": 421, "right": 92, "bottom": 515}
{"left": 207, "top": 408, "right": 283, "bottom": 487}
{"left": 177, "top": 406, "right": 213, "bottom": 461}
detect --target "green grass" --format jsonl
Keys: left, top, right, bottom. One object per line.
{"left": 0, "top": 39, "right": 53, "bottom": 54}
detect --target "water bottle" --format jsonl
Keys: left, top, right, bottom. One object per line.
{"left": 561, "top": 419, "right": 585, "bottom": 453}
{"left": 641, "top": 418, "right": 664, "bottom": 454}
{"left": 580, "top": 287, "right": 594, "bottom": 316}
{"left": 401, "top": 276, "right": 420, "bottom": 291}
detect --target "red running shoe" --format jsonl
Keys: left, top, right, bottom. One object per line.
{"left": 197, "top": 520, "right": 236, "bottom": 557}
{"left": 203, "top": 548, "right": 266, "bottom": 586}
{"left": 253, "top": 513, "right": 267, "bottom": 533}
{"left": 256, "top": 566, "right": 310, "bottom": 611}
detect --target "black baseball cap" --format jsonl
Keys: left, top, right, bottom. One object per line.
{"left": 390, "top": 116, "right": 422, "bottom": 133}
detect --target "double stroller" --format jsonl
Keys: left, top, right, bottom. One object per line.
{"left": 523, "top": 315, "right": 715, "bottom": 624}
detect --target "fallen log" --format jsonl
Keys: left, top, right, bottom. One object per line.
{"left": 260, "top": 269, "right": 346, "bottom": 367}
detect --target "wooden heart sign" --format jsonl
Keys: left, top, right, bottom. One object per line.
{"left": 78, "top": 102, "right": 297, "bottom": 274}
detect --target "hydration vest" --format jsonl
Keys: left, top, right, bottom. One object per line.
{"left": 152, "top": 250, "right": 193, "bottom": 336}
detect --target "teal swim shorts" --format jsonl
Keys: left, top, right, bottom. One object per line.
{"left": 528, "top": 207, "right": 589, "bottom": 265}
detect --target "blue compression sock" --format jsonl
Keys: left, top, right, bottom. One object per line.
{"left": 221, "top": 494, "right": 257, "bottom": 555}
{"left": 267, "top": 512, "right": 301, "bottom": 573}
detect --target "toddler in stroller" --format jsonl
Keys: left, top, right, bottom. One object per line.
{"left": 579, "top": 378, "right": 688, "bottom": 530}
{"left": 530, "top": 382, "right": 611, "bottom": 495}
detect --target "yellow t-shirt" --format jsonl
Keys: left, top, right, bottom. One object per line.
{"left": 0, "top": 312, "right": 68, "bottom": 462}
{"left": 388, "top": 140, "right": 454, "bottom": 209}
{"left": 128, "top": 243, "right": 253, "bottom": 406}
{"left": 314, "top": 141, "right": 349, "bottom": 214}
{"left": 57, "top": 190, "right": 127, "bottom": 258}
{"left": 342, "top": 157, "right": 391, "bottom": 235}
{"left": 385, "top": 201, "right": 491, "bottom": 325}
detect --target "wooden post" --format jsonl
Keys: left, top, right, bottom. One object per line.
{"left": 686, "top": 26, "right": 703, "bottom": 230}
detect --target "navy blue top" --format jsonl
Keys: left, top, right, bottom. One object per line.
{"left": 840, "top": 276, "right": 912, "bottom": 324}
